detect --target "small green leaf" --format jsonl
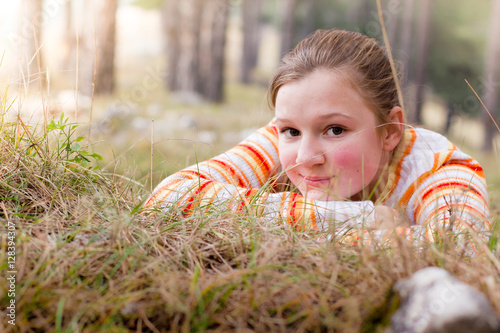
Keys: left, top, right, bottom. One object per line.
{"left": 56, "top": 297, "right": 65, "bottom": 332}
{"left": 90, "top": 153, "right": 103, "bottom": 161}
{"left": 47, "top": 120, "right": 57, "bottom": 131}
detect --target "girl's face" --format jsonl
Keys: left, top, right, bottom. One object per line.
{"left": 274, "top": 70, "right": 394, "bottom": 201}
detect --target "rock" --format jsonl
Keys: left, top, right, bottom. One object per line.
{"left": 130, "top": 116, "right": 151, "bottom": 131}
{"left": 171, "top": 91, "right": 204, "bottom": 105}
{"left": 104, "top": 101, "right": 138, "bottom": 119}
{"left": 146, "top": 103, "right": 163, "bottom": 117}
{"left": 391, "top": 267, "right": 499, "bottom": 333}
{"left": 94, "top": 101, "right": 138, "bottom": 133}
{"left": 178, "top": 114, "right": 198, "bottom": 129}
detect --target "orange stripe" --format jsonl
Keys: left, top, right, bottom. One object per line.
{"left": 388, "top": 129, "right": 417, "bottom": 199}
{"left": 446, "top": 161, "right": 484, "bottom": 178}
{"left": 264, "top": 125, "right": 279, "bottom": 153}
{"left": 221, "top": 157, "right": 252, "bottom": 187}
{"left": 288, "top": 193, "right": 298, "bottom": 229}
{"left": 308, "top": 200, "right": 318, "bottom": 229}
{"left": 241, "top": 144, "right": 271, "bottom": 176}
{"left": 236, "top": 189, "right": 257, "bottom": 211}
{"left": 421, "top": 181, "right": 480, "bottom": 203}
{"left": 145, "top": 178, "right": 185, "bottom": 207}
{"left": 232, "top": 150, "right": 265, "bottom": 185}
{"left": 400, "top": 148, "right": 453, "bottom": 209}
{"left": 399, "top": 169, "right": 433, "bottom": 208}
{"left": 183, "top": 180, "right": 212, "bottom": 211}
{"left": 181, "top": 169, "right": 210, "bottom": 180}
{"left": 206, "top": 183, "right": 225, "bottom": 206}
{"left": 207, "top": 159, "right": 240, "bottom": 185}
{"left": 253, "top": 141, "right": 276, "bottom": 172}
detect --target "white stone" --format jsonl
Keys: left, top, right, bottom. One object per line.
{"left": 391, "top": 267, "right": 499, "bottom": 333}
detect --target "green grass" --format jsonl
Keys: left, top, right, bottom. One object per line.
{"left": 1, "top": 81, "right": 500, "bottom": 331}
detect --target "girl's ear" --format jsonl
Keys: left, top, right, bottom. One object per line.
{"left": 382, "top": 106, "right": 404, "bottom": 151}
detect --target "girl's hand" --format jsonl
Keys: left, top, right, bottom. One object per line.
{"left": 372, "top": 206, "right": 404, "bottom": 230}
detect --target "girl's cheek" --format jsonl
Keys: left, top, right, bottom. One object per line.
{"left": 334, "top": 147, "right": 381, "bottom": 180}
{"left": 278, "top": 144, "right": 297, "bottom": 169}
{"left": 332, "top": 147, "right": 360, "bottom": 169}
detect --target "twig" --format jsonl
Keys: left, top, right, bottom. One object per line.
{"left": 465, "top": 79, "right": 500, "bottom": 133}
{"left": 151, "top": 119, "right": 154, "bottom": 193}
{"left": 75, "top": 3, "right": 80, "bottom": 120}
{"left": 88, "top": 5, "right": 98, "bottom": 147}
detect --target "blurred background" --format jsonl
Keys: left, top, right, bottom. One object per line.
{"left": 0, "top": 0, "right": 499, "bottom": 199}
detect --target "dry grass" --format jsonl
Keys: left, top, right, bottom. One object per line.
{"left": 0, "top": 110, "right": 500, "bottom": 332}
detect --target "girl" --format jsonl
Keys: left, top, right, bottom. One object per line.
{"left": 145, "top": 29, "right": 490, "bottom": 244}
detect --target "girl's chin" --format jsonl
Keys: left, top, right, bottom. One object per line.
{"left": 298, "top": 188, "right": 344, "bottom": 201}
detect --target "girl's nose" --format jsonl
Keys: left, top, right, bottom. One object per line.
{"left": 295, "top": 137, "right": 326, "bottom": 167}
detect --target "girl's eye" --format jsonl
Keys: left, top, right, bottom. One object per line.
{"left": 281, "top": 128, "right": 300, "bottom": 137}
{"left": 326, "top": 126, "right": 344, "bottom": 136}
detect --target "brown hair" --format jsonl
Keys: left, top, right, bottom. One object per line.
{"left": 268, "top": 29, "right": 403, "bottom": 128}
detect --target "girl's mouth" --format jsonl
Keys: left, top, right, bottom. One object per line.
{"left": 303, "top": 176, "right": 332, "bottom": 187}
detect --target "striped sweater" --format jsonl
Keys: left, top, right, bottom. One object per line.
{"left": 145, "top": 121, "right": 490, "bottom": 244}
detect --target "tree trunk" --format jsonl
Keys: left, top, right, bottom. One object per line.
{"left": 61, "top": 0, "right": 76, "bottom": 72}
{"left": 444, "top": 100, "right": 455, "bottom": 134}
{"left": 93, "top": 0, "right": 117, "bottom": 95}
{"left": 481, "top": 0, "right": 500, "bottom": 151}
{"left": 358, "top": 0, "right": 372, "bottom": 34}
{"left": 412, "top": 0, "right": 432, "bottom": 124}
{"left": 17, "top": 0, "right": 44, "bottom": 91}
{"left": 176, "top": 0, "right": 203, "bottom": 93}
{"left": 387, "top": 6, "right": 398, "bottom": 52}
{"left": 199, "top": 0, "right": 229, "bottom": 102}
{"left": 78, "top": 2, "right": 93, "bottom": 96}
{"left": 398, "top": 0, "right": 415, "bottom": 118}
{"left": 298, "top": 0, "right": 317, "bottom": 41}
{"left": 241, "top": 0, "right": 263, "bottom": 84}
{"left": 398, "top": 0, "right": 414, "bottom": 81}
{"left": 162, "top": 0, "right": 181, "bottom": 91}
{"left": 79, "top": 0, "right": 117, "bottom": 96}
{"left": 280, "top": 0, "right": 298, "bottom": 57}
{"left": 162, "top": 0, "right": 229, "bottom": 102}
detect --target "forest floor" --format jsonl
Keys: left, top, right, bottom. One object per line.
{"left": 1, "top": 70, "right": 500, "bottom": 331}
